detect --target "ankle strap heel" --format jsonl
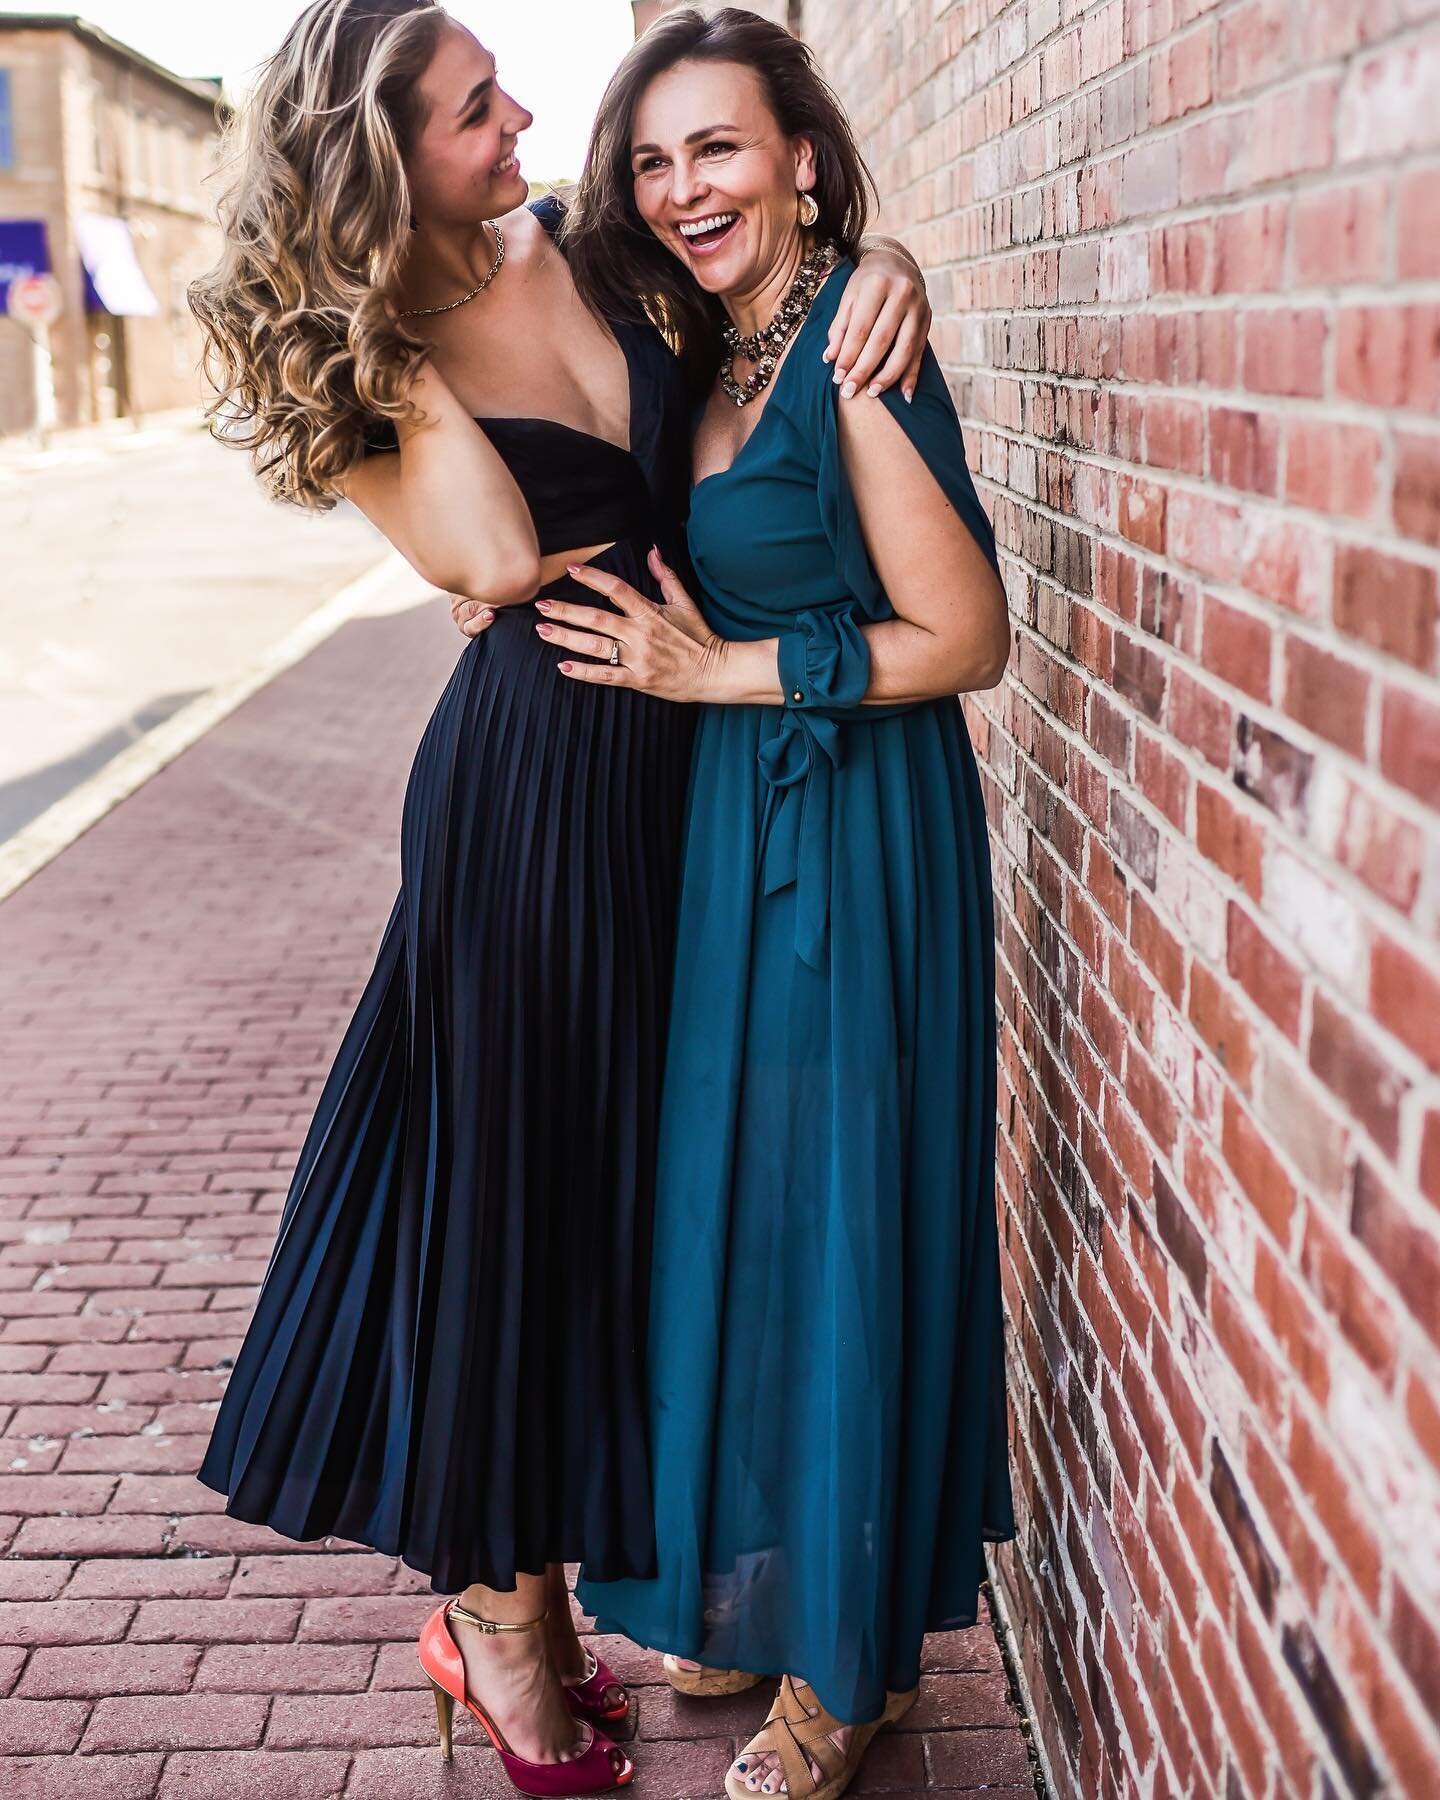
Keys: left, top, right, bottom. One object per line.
{"left": 447, "top": 1599, "right": 548, "bottom": 1634}
{"left": 417, "top": 1598, "right": 635, "bottom": 1794}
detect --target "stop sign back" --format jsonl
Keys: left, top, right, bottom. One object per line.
{"left": 8, "top": 272, "right": 62, "bottom": 327}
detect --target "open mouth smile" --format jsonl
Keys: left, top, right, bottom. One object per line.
{"left": 493, "top": 150, "right": 520, "bottom": 177}
{"left": 677, "top": 211, "right": 740, "bottom": 255}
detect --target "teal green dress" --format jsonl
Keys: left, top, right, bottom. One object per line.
{"left": 577, "top": 261, "right": 1016, "bottom": 1725}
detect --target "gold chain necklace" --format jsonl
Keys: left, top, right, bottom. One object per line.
{"left": 719, "top": 240, "right": 840, "bottom": 408}
{"left": 397, "top": 222, "right": 505, "bottom": 318}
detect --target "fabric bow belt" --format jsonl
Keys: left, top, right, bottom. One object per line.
{"left": 756, "top": 606, "right": 916, "bottom": 973}
{"left": 757, "top": 704, "right": 844, "bottom": 972}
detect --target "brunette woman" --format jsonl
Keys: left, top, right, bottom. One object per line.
{"left": 187, "top": 3, "right": 929, "bottom": 1792}
{"left": 504, "top": 13, "right": 1018, "bottom": 1799}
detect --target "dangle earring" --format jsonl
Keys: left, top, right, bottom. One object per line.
{"left": 798, "top": 190, "right": 819, "bottom": 227}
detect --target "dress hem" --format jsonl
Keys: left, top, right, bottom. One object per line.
{"left": 581, "top": 1523, "right": 1018, "bottom": 1726}
{"left": 196, "top": 1467, "right": 659, "bottom": 1596}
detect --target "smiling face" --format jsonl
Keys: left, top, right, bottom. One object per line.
{"left": 629, "top": 58, "right": 816, "bottom": 298}
{"left": 405, "top": 21, "right": 532, "bottom": 227}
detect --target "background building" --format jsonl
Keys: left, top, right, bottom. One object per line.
{"left": 0, "top": 13, "right": 225, "bottom": 437}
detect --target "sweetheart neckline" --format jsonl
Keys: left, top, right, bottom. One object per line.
{"left": 470, "top": 414, "right": 635, "bottom": 461}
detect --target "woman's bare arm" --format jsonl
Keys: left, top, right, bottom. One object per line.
{"left": 335, "top": 359, "right": 541, "bottom": 605}
{"left": 836, "top": 390, "right": 1010, "bottom": 699}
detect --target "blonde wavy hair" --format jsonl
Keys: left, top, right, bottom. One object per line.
{"left": 189, "top": 0, "right": 450, "bottom": 509}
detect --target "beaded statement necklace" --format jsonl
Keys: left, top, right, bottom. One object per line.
{"left": 719, "top": 240, "right": 841, "bottom": 408}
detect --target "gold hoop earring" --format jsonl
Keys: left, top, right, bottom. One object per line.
{"left": 798, "top": 191, "right": 819, "bottom": 227}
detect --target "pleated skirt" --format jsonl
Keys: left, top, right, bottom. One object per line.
{"left": 197, "top": 549, "right": 696, "bottom": 1593}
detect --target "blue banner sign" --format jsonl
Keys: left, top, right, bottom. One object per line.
{"left": 0, "top": 218, "right": 50, "bottom": 312}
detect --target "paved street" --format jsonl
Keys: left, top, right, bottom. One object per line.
{"left": 0, "top": 593, "right": 1037, "bottom": 1798}
{"left": 0, "top": 411, "right": 389, "bottom": 841}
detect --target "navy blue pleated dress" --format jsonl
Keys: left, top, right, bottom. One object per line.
{"left": 577, "top": 260, "right": 1016, "bottom": 1724}
{"left": 197, "top": 199, "right": 696, "bottom": 1593}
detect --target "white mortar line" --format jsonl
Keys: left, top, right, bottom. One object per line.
{"left": 985, "top": 1547, "right": 1061, "bottom": 1800}
{"left": 0, "top": 549, "right": 418, "bottom": 905}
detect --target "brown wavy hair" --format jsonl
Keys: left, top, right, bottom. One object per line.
{"left": 563, "top": 5, "right": 875, "bottom": 386}
{"left": 188, "top": 0, "right": 450, "bottom": 509}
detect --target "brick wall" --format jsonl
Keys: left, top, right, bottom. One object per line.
{"left": 800, "top": 1, "right": 1440, "bottom": 1795}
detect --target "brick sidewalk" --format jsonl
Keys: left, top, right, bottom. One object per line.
{"left": 0, "top": 598, "right": 1038, "bottom": 1799}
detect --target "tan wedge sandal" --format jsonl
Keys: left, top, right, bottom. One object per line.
{"left": 724, "top": 1673, "right": 917, "bottom": 1800}
{"left": 663, "top": 1653, "right": 763, "bottom": 1697}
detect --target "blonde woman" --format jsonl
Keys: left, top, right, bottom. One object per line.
{"left": 187, "top": 3, "right": 931, "bottom": 1790}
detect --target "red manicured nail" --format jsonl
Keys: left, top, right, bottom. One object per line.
{"left": 559, "top": 661, "right": 574, "bottom": 673}
{"left": 536, "top": 599, "right": 553, "bottom": 611}
{"left": 536, "top": 623, "right": 554, "bottom": 636}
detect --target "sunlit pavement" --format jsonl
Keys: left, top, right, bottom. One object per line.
{"left": 0, "top": 580, "right": 1038, "bottom": 1798}
{"left": 0, "top": 410, "right": 390, "bottom": 843}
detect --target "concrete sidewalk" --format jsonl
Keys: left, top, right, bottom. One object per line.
{"left": 0, "top": 594, "right": 1038, "bottom": 1799}
{"left": 0, "top": 408, "right": 390, "bottom": 842}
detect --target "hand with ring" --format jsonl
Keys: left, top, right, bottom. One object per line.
{"left": 533, "top": 547, "right": 726, "bottom": 703}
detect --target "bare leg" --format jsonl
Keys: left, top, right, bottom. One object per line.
{"left": 546, "top": 1563, "right": 626, "bottom": 1711}
{"left": 451, "top": 1572, "right": 589, "bottom": 1764}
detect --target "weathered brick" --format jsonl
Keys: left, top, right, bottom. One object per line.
{"left": 1281, "top": 1617, "right": 1384, "bottom": 1798}
{"left": 157, "top": 1750, "right": 348, "bottom": 1800}
{"left": 1242, "top": 308, "right": 1327, "bottom": 397}
{"left": 9, "top": 1515, "right": 170, "bottom": 1559}
{"left": 81, "top": 1691, "right": 270, "bottom": 1753}
{"left": 1332, "top": 545, "right": 1437, "bottom": 670}
{"left": 0, "top": 1599, "right": 134, "bottom": 1647}
{"left": 1379, "top": 684, "right": 1440, "bottom": 802}
{"left": 1309, "top": 994, "right": 1404, "bottom": 1159}
{"left": 1336, "top": 303, "right": 1440, "bottom": 412}
{"left": 266, "top": 1689, "right": 431, "bottom": 1749}
{"left": 0, "top": 1754, "right": 163, "bottom": 1799}
{"left": 299, "top": 1595, "right": 429, "bottom": 1642}
{"left": 1351, "top": 1161, "right": 1440, "bottom": 1347}
{"left": 63, "top": 1557, "right": 233, "bottom": 1599}
{"left": 1283, "top": 418, "right": 1381, "bottom": 520}
{"left": 19, "top": 1642, "right": 201, "bottom": 1699}
{"left": 130, "top": 1597, "right": 302, "bottom": 1643}
{"left": 0, "top": 1697, "right": 92, "bottom": 1755}
{"left": 194, "top": 1641, "right": 374, "bottom": 1693}
{"left": 0, "top": 1560, "right": 72, "bottom": 1601}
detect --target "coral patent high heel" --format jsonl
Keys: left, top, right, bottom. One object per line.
{"left": 418, "top": 1599, "right": 635, "bottom": 1794}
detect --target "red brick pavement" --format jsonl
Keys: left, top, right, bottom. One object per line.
{"left": 0, "top": 598, "right": 1039, "bottom": 1798}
